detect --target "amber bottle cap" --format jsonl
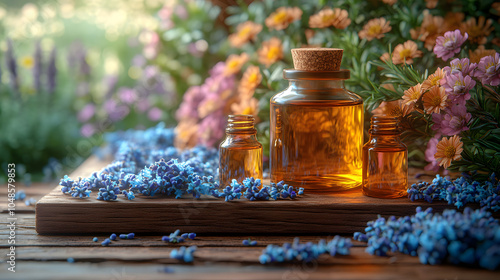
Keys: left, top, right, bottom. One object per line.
{"left": 291, "top": 48, "right": 343, "bottom": 71}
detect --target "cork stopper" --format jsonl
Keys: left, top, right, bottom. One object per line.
{"left": 291, "top": 48, "right": 343, "bottom": 71}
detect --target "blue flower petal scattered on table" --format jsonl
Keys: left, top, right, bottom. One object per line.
{"left": 259, "top": 236, "right": 352, "bottom": 264}
{"left": 353, "top": 206, "right": 500, "bottom": 270}
{"left": 170, "top": 246, "right": 197, "bottom": 263}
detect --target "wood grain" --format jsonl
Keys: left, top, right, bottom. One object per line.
{"left": 36, "top": 156, "right": 458, "bottom": 235}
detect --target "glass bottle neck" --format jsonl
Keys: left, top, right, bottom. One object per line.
{"left": 288, "top": 79, "right": 345, "bottom": 90}
{"left": 226, "top": 114, "right": 256, "bottom": 135}
{"left": 369, "top": 116, "right": 401, "bottom": 140}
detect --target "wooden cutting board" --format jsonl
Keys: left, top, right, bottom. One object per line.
{"left": 36, "top": 156, "right": 453, "bottom": 235}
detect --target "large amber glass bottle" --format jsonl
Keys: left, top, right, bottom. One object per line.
{"left": 362, "top": 116, "right": 408, "bottom": 198}
{"left": 270, "top": 48, "right": 363, "bottom": 193}
{"left": 219, "top": 115, "right": 263, "bottom": 188}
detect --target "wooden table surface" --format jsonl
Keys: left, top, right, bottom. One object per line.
{"left": 2, "top": 179, "right": 500, "bottom": 279}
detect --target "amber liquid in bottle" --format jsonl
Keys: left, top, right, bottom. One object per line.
{"left": 270, "top": 77, "right": 364, "bottom": 193}
{"left": 362, "top": 116, "right": 407, "bottom": 198}
{"left": 219, "top": 115, "right": 263, "bottom": 188}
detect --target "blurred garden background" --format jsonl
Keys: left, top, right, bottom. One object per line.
{"left": 1, "top": 0, "right": 499, "bottom": 183}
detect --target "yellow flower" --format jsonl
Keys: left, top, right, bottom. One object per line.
{"left": 238, "top": 65, "right": 262, "bottom": 98}
{"left": 228, "top": 21, "right": 262, "bottom": 48}
{"left": 469, "top": 45, "right": 497, "bottom": 63}
{"left": 231, "top": 97, "right": 260, "bottom": 118}
{"left": 309, "top": 8, "right": 351, "bottom": 29}
{"left": 461, "top": 16, "right": 494, "bottom": 45}
{"left": 423, "top": 86, "right": 447, "bottom": 114}
{"left": 434, "top": 135, "right": 463, "bottom": 169}
{"left": 224, "top": 53, "right": 249, "bottom": 76}
{"left": 20, "top": 56, "right": 34, "bottom": 69}
{"left": 392, "top": 40, "right": 422, "bottom": 65}
{"left": 402, "top": 83, "right": 423, "bottom": 106}
{"left": 422, "top": 67, "right": 445, "bottom": 91}
{"left": 410, "top": 11, "right": 445, "bottom": 50}
{"left": 265, "top": 7, "right": 302, "bottom": 31}
{"left": 257, "top": 37, "right": 283, "bottom": 67}
{"left": 358, "top": 18, "right": 392, "bottom": 41}
{"left": 425, "top": 0, "right": 438, "bottom": 9}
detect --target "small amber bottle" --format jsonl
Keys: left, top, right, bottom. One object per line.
{"left": 362, "top": 116, "right": 408, "bottom": 198}
{"left": 219, "top": 115, "right": 263, "bottom": 188}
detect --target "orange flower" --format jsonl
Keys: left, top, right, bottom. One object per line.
{"left": 392, "top": 40, "right": 422, "bottom": 65}
{"left": 382, "top": 0, "right": 397, "bottom": 5}
{"left": 238, "top": 65, "right": 262, "bottom": 98}
{"left": 358, "top": 18, "right": 392, "bottom": 41}
{"left": 423, "top": 86, "right": 447, "bottom": 114}
{"left": 224, "top": 53, "right": 249, "bottom": 76}
{"left": 309, "top": 8, "right": 351, "bottom": 29}
{"left": 380, "top": 52, "right": 391, "bottom": 63}
{"left": 425, "top": 0, "right": 438, "bottom": 9}
{"left": 402, "top": 83, "right": 423, "bottom": 105}
{"left": 469, "top": 45, "right": 497, "bottom": 63}
{"left": 228, "top": 21, "right": 262, "bottom": 48}
{"left": 265, "top": 7, "right": 302, "bottom": 31}
{"left": 443, "top": 12, "right": 465, "bottom": 31}
{"left": 461, "top": 16, "right": 494, "bottom": 45}
{"left": 372, "top": 100, "right": 413, "bottom": 117}
{"left": 410, "top": 11, "right": 445, "bottom": 50}
{"left": 434, "top": 135, "right": 463, "bottom": 168}
{"left": 422, "top": 67, "right": 445, "bottom": 91}
{"left": 257, "top": 37, "right": 283, "bottom": 67}
{"left": 231, "top": 97, "right": 260, "bottom": 117}
{"left": 175, "top": 120, "right": 199, "bottom": 150}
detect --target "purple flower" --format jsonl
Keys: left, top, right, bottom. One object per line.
{"left": 198, "top": 111, "right": 226, "bottom": 147}
{"left": 118, "top": 87, "right": 137, "bottom": 104}
{"left": 104, "top": 99, "right": 130, "bottom": 121}
{"left": 474, "top": 53, "right": 500, "bottom": 86}
{"left": 47, "top": 47, "right": 57, "bottom": 94}
{"left": 132, "top": 55, "right": 146, "bottom": 67}
{"left": 439, "top": 104, "right": 471, "bottom": 136}
{"left": 176, "top": 86, "right": 204, "bottom": 121}
{"left": 6, "top": 39, "right": 19, "bottom": 91}
{"left": 78, "top": 104, "right": 96, "bottom": 123}
{"left": 433, "top": 30, "right": 468, "bottom": 61}
{"left": 440, "top": 72, "right": 475, "bottom": 104}
{"left": 81, "top": 123, "right": 96, "bottom": 137}
{"left": 136, "top": 99, "right": 150, "bottom": 113}
{"left": 443, "top": 58, "right": 477, "bottom": 77}
{"left": 33, "top": 41, "right": 42, "bottom": 92}
{"left": 148, "top": 107, "right": 163, "bottom": 121}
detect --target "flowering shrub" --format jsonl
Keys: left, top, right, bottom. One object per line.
{"left": 168, "top": 0, "right": 500, "bottom": 176}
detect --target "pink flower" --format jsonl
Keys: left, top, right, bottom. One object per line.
{"left": 148, "top": 107, "right": 163, "bottom": 121}
{"left": 78, "top": 104, "right": 95, "bottom": 123}
{"left": 118, "top": 88, "right": 137, "bottom": 105}
{"left": 136, "top": 99, "right": 150, "bottom": 113}
{"left": 439, "top": 104, "right": 471, "bottom": 136}
{"left": 442, "top": 58, "right": 477, "bottom": 77}
{"left": 80, "top": 123, "right": 96, "bottom": 138}
{"left": 440, "top": 72, "right": 475, "bottom": 104}
{"left": 474, "top": 53, "right": 500, "bottom": 86}
{"left": 176, "top": 86, "right": 203, "bottom": 121}
{"left": 424, "top": 135, "right": 441, "bottom": 172}
{"left": 198, "top": 111, "right": 226, "bottom": 147}
{"left": 433, "top": 29, "right": 468, "bottom": 61}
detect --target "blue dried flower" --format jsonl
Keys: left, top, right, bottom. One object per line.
{"left": 101, "top": 238, "right": 111, "bottom": 246}
{"left": 170, "top": 246, "right": 197, "bottom": 263}
{"left": 162, "top": 229, "right": 186, "bottom": 243}
{"left": 355, "top": 207, "right": 500, "bottom": 270}
{"left": 110, "top": 233, "right": 117, "bottom": 241}
{"left": 93, "top": 237, "right": 98, "bottom": 242}
{"left": 188, "top": 233, "right": 196, "bottom": 240}
{"left": 97, "top": 183, "right": 120, "bottom": 201}
{"left": 259, "top": 236, "right": 351, "bottom": 264}
{"left": 14, "top": 190, "right": 26, "bottom": 201}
